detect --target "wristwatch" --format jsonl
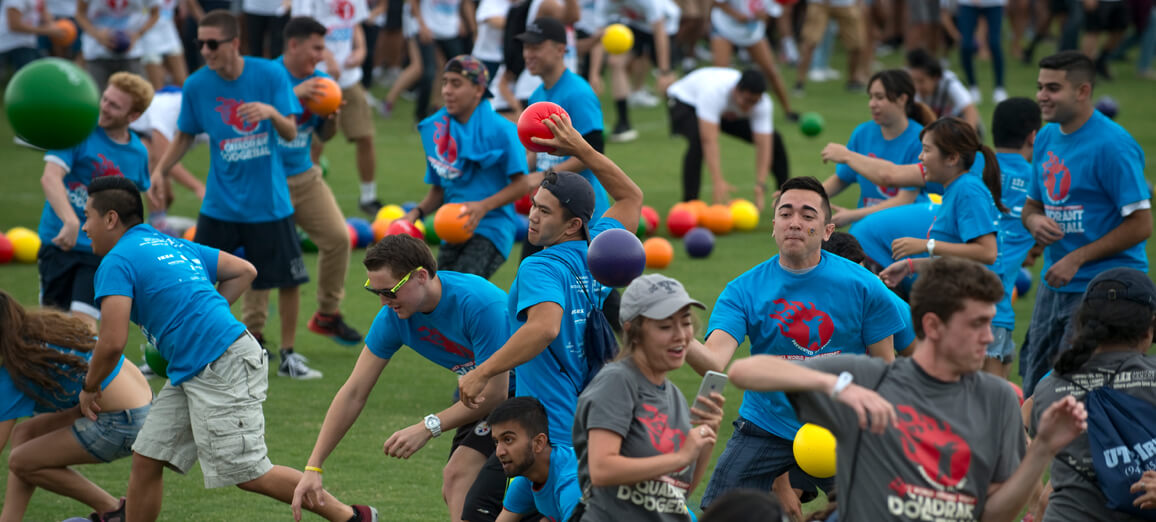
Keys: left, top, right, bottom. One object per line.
{"left": 830, "top": 372, "right": 853, "bottom": 399}
{"left": 423, "top": 414, "right": 442, "bottom": 438}
{"left": 926, "top": 238, "right": 937, "bottom": 257}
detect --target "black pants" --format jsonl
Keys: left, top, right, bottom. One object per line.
{"left": 245, "top": 13, "right": 288, "bottom": 58}
{"left": 668, "top": 99, "right": 790, "bottom": 202}
{"left": 360, "top": 21, "right": 380, "bottom": 88}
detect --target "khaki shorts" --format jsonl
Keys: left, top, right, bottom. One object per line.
{"left": 131, "top": 333, "right": 273, "bottom": 488}
{"left": 801, "top": 4, "right": 865, "bottom": 50}
{"left": 338, "top": 83, "right": 374, "bottom": 141}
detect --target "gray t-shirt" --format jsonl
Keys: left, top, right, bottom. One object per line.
{"left": 789, "top": 356, "right": 1026, "bottom": 522}
{"left": 572, "top": 358, "right": 695, "bottom": 522}
{"left": 1030, "top": 351, "right": 1156, "bottom": 522}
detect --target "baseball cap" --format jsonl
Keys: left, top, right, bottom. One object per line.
{"left": 619, "top": 274, "right": 705, "bottom": 324}
{"left": 539, "top": 170, "right": 595, "bottom": 240}
{"left": 444, "top": 55, "right": 493, "bottom": 98}
{"left": 516, "top": 17, "right": 567, "bottom": 44}
{"left": 1082, "top": 267, "right": 1156, "bottom": 309}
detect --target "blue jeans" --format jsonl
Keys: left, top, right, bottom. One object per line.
{"left": 1019, "top": 285, "right": 1082, "bottom": 397}
{"left": 810, "top": 22, "right": 837, "bottom": 72}
{"left": 72, "top": 404, "right": 150, "bottom": 462}
{"left": 957, "top": 5, "right": 1005, "bottom": 88}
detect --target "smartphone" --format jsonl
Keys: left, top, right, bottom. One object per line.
{"left": 691, "top": 371, "right": 727, "bottom": 421}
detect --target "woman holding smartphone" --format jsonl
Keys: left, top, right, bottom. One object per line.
{"left": 573, "top": 274, "right": 725, "bottom": 521}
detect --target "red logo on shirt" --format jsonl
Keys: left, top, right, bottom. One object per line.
{"left": 894, "top": 405, "right": 971, "bottom": 488}
{"left": 91, "top": 154, "right": 124, "bottom": 178}
{"left": 637, "top": 403, "right": 685, "bottom": 454}
{"left": 332, "top": 0, "right": 355, "bottom": 19}
{"left": 418, "top": 326, "right": 474, "bottom": 360}
{"left": 433, "top": 116, "right": 459, "bottom": 164}
{"left": 769, "top": 299, "right": 834, "bottom": 352}
{"left": 214, "top": 97, "right": 259, "bottom": 134}
{"left": 1041, "top": 150, "right": 1072, "bottom": 203}
{"left": 106, "top": 0, "right": 128, "bottom": 11}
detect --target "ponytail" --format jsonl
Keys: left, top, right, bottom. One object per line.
{"left": 868, "top": 70, "right": 935, "bottom": 126}
{"left": 977, "top": 145, "right": 1008, "bottom": 213}
{"left": 909, "top": 101, "right": 936, "bottom": 127}
{"left": 1056, "top": 296, "right": 1156, "bottom": 375}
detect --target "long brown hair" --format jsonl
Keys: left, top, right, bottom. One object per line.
{"left": 0, "top": 290, "right": 94, "bottom": 408}
{"left": 921, "top": 117, "right": 1008, "bottom": 212}
{"left": 867, "top": 69, "right": 936, "bottom": 127}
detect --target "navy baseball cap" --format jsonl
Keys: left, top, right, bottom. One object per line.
{"left": 516, "top": 17, "right": 567, "bottom": 45}
{"left": 1082, "top": 267, "right": 1156, "bottom": 309}
{"left": 539, "top": 170, "right": 595, "bottom": 240}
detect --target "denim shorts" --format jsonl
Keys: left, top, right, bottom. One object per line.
{"left": 985, "top": 326, "right": 1015, "bottom": 363}
{"left": 72, "top": 404, "right": 151, "bottom": 462}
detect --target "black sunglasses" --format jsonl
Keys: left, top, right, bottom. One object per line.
{"left": 197, "top": 38, "right": 230, "bottom": 50}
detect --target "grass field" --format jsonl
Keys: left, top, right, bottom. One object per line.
{"left": 1, "top": 44, "right": 1154, "bottom": 521}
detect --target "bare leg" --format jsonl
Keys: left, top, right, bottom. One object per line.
{"left": 1, "top": 411, "right": 81, "bottom": 522}
{"left": 442, "top": 447, "right": 487, "bottom": 522}
{"left": 237, "top": 465, "right": 355, "bottom": 522}
{"left": 126, "top": 452, "right": 166, "bottom": 522}
{"left": 747, "top": 40, "right": 795, "bottom": 114}
{"left": 145, "top": 62, "right": 166, "bottom": 90}
{"left": 279, "top": 286, "right": 299, "bottom": 350}
{"left": 710, "top": 35, "right": 733, "bottom": 66}
{"left": 354, "top": 136, "right": 375, "bottom": 184}
{"left": 164, "top": 53, "right": 188, "bottom": 86}
{"left": 7, "top": 427, "right": 119, "bottom": 516}
{"left": 385, "top": 39, "right": 423, "bottom": 105}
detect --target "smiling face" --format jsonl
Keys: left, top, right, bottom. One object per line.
{"left": 627, "top": 306, "right": 695, "bottom": 376}
{"left": 1036, "top": 68, "right": 1086, "bottom": 124}
{"left": 81, "top": 199, "right": 113, "bottom": 256}
{"left": 285, "top": 33, "right": 327, "bottom": 72}
{"left": 909, "top": 67, "right": 936, "bottom": 99}
{"left": 773, "top": 189, "right": 832, "bottom": 263}
{"left": 198, "top": 25, "right": 239, "bottom": 72}
{"left": 97, "top": 85, "right": 136, "bottom": 130}
{"left": 523, "top": 40, "right": 565, "bottom": 77}
{"left": 918, "top": 131, "right": 959, "bottom": 183}
{"left": 868, "top": 79, "right": 906, "bottom": 127}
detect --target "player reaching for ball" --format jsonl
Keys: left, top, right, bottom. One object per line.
{"left": 78, "top": 176, "right": 379, "bottom": 522}
{"left": 456, "top": 111, "right": 642, "bottom": 521}
{"left": 293, "top": 234, "right": 513, "bottom": 522}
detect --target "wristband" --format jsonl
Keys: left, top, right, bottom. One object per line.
{"left": 907, "top": 258, "right": 914, "bottom": 274}
{"left": 830, "top": 372, "right": 853, "bottom": 399}
{"left": 305, "top": 466, "right": 323, "bottom": 474}
{"left": 415, "top": 206, "right": 425, "bottom": 220}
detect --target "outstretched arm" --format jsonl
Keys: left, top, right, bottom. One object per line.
{"left": 821, "top": 143, "right": 926, "bottom": 188}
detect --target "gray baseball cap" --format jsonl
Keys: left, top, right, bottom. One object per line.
{"left": 619, "top": 274, "right": 705, "bottom": 324}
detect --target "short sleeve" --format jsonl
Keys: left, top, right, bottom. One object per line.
{"left": 692, "top": 90, "right": 725, "bottom": 126}
{"left": 502, "top": 477, "right": 536, "bottom": 515}
{"left": 1100, "top": 138, "right": 1150, "bottom": 211}
{"left": 947, "top": 79, "right": 974, "bottom": 115}
{"left": 955, "top": 183, "right": 999, "bottom": 243}
{"left": 555, "top": 465, "right": 582, "bottom": 521}
{"left": 789, "top": 356, "right": 888, "bottom": 440}
{"left": 191, "top": 242, "right": 222, "bottom": 284}
{"left": 512, "top": 260, "right": 565, "bottom": 321}
{"left": 93, "top": 255, "right": 137, "bottom": 303}
{"left": 989, "top": 383, "right": 1027, "bottom": 482}
{"left": 0, "top": 372, "right": 36, "bottom": 422}
{"left": 567, "top": 90, "right": 604, "bottom": 135}
{"left": 835, "top": 127, "right": 864, "bottom": 183}
{"left": 291, "top": 0, "right": 316, "bottom": 17}
{"left": 352, "top": 0, "right": 369, "bottom": 24}
{"left": 705, "top": 281, "right": 748, "bottom": 346}
{"left": 501, "top": 124, "right": 528, "bottom": 176}
{"left": 750, "top": 96, "right": 773, "bottom": 135}
{"left": 578, "top": 370, "right": 636, "bottom": 436}
{"left": 860, "top": 279, "right": 908, "bottom": 346}
{"left": 640, "top": 0, "right": 664, "bottom": 24}
{"left": 465, "top": 296, "right": 512, "bottom": 364}
{"left": 271, "top": 65, "right": 303, "bottom": 117}
{"left": 1027, "top": 137, "right": 1045, "bottom": 203}
{"left": 364, "top": 309, "right": 404, "bottom": 360}
{"left": 177, "top": 84, "right": 202, "bottom": 136}
{"left": 44, "top": 145, "right": 78, "bottom": 172}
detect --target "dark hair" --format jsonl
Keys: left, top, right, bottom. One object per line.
{"left": 905, "top": 48, "right": 943, "bottom": 79}
{"left": 363, "top": 233, "right": 438, "bottom": 278}
{"left": 700, "top": 489, "right": 784, "bottom": 522}
{"left": 1039, "top": 50, "right": 1095, "bottom": 91}
{"left": 921, "top": 117, "right": 1008, "bottom": 212}
{"left": 774, "top": 176, "right": 832, "bottom": 222}
{"left": 0, "top": 290, "right": 94, "bottom": 410}
{"left": 909, "top": 257, "right": 1003, "bottom": 339}
{"left": 1055, "top": 289, "right": 1156, "bottom": 375}
{"left": 200, "top": 9, "right": 240, "bottom": 40}
{"left": 868, "top": 69, "right": 936, "bottom": 126}
{"left": 992, "top": 97, "right": 1042, "bottom": 149}
{"left": 736, "top": 69, "right": 766, "bottom": 94}
{"left": 88, "top": 176, "right": 144, "bottom": 227}
{"left": 822, "top": 231, "right": 867, "bottom": 264}
{"left": 487, "top": 396, "right": 550, "bottom": 443}
{"left": 283, "top": 16, "right": 327, "bottom": 41}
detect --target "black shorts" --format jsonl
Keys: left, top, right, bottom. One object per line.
{"left": 1085, "top": 1, "right": 1129, "bottom": 31}
{"left": 436, "top": 234, "right": 506, "bottom": 280}
{"left": 37, "top": 244, "right": 101, "bottom": 315}
{"left": 630, "top": 27, "right": 659, "bottom": 64}
{"left": 193, "top": 214, "right": 309, "bottom": 290}
{"left": 385, "top": 0, "right": 404, "bottom": 30}
{"left": 462, "top": 452, "right": 540, "bottom": 522}
{"left": 451, "top": 419, "right": 496, "bottom": 458}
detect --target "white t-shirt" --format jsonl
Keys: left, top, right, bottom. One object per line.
{"left": 80, "top": 0, "right": 160, "bottom": 59}
{"left": 600, "top": 0, "right": 663, "bottom": 31}
{"left": 413, "top": 0, "right": 462, "bottom": 40}
{"left": 710, "top": 0, "right": 766, "bottom": 47}
{"left": 292, "top": 0, "right": 369, "bottom": 88}
{"left": 472, "top": 0, "right": 512, "bottom": 62}
{"left": 45, "top": 0, "right": 74, "bottom": 17}
{"left": 243, "top": 0, "right": 287, "bottom": 15}
{"left": 140, "top": 0, "right": 181, "bottom": 56}
{"left": 666, "top": 67, "right": 774, "bottom": 134}
{"left": 574, "top": 0, "right": 604, "bottom": 33}
{"left": 130, "top": 91, "right": 209, "bottom": 145}
{"left": 915, "top": 69, "right": 973, "bottom": 118}
{"left": 0, "top": 0, "right": 43, "bottom": 53}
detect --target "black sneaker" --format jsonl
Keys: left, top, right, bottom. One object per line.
{"left": 359, "top": 199, "right": 384, "bottom": 216}
{"left": 609, "top": 121, "right": 638, "bottom": 143}
{"left": 350, "top": 505, "right": 379, "bottom": 522}
{"left": 278, "top": 350, "right": 322, "bottom": 379}
{"left": 90, "top": 497, "right": 125, "bottom": 522}
{"left": 308, "top": 311, "right": 363, "bottom": 346}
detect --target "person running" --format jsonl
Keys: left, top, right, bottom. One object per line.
{"left": 573, "top": 274, "right": 725, "bottom": 521}
{"left": 0, "top": 290, "right": 151, "bottom": 522}
{"left": 490, "top": 397, "right": 583, "bottom": 522}
{"left": 78, "top": 176, "right": 378, "bottom": 522}
{"left": 292, "top": 234, "right": 513, "bottom": 522}
{"left": 38, "top": 71, "right": 154, "bottom": 331}
{"left": 727, "top": 256, "right": 1090, "bottom": 522}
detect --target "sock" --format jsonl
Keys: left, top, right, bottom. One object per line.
{"left": 615, "top": 99, "right": 630, "bottom": 128}
{"left": 281, "top": 347, "right": 294, "bottom": 356}
{"left": 359, "top": 182, "right": 376, "bottom": 203}
{"left": 347, "top": 508, "right": 362, "bottom": 522}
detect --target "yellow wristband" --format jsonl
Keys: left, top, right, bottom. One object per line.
{"left": 305, "top": 466, "right": 323, "bottom": 474}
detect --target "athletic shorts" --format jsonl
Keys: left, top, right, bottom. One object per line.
{"left": 436, "top": 235, "right": 505, "bottom": 280}
{"left": 73, "top": 404, "right": 150, "bottom": 462}
{"left": 338, "top": 83, "right": 374, "bottom": 140}
{"left": 194, "top": 214, "right": 309, "bottom": 290}
{"left": 1085, "top": 1, "right": 1129, "bottom": 31}
{"left": 629, "top": 28, "right": 659, "bottom": 64}
{"left": 450, "top": 419, "right": 497, "bottom": 458}
{"left": 37, "top": 243, "right": 101, "bottom": 318}
{"left": 385, "top": 0, "right": 404, "bottom": 30}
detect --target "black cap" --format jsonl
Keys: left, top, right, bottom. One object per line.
{"left": 1083, "top": 267, "right": 1156, "bottom": 309}
{"left": 516, "top": 17, "right": 567, "bottom": 45}
{"left": 540, "top": 170, "right": 594, "bottom": 240}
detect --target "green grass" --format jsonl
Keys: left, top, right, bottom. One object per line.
{"left": 1, "top": 47, "right": 1154, "bottom": 521}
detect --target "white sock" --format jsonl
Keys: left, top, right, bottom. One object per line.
{"left": 360, "top": 182, "right": 377, "bottom": 203}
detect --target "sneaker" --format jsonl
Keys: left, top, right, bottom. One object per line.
{"left": 992, "top": 87, "right": 1008, "bottom": 104}
{"left": 90, "top": 497, "right": 125, "bottom": 522}
{"left": 359, "top": 199, "right": 384, "bottom": 216}
{"left": 400, "top": 89, "right": 417, "bottom": 102}
{"left": 627, "top": 89, "right": 659, "bottom": 108}
{"left": 351, "top": 505, "right": 379, "bottom": 522}
{"left": 377, "top": 99, "right": 393, "bottom": 119}
{"left": 969, "top": 86, "right": 982, "bottom": 104}
{"left": 807, "top": 69, "right": 828, "bottom": 83}
{"left": 308, "top": 312, "right": 363, "bottom": 346}
{"left": 822, "top": 68, "right": 841, "bottom": 80}
{"left": 680, "top": 56, "right": 697, "bottom": 72}
{"left": 362, "top": 89, "right": 377, "bottom": 108}
{"left": 279, "top": 351, "right": 322, "bottom": 379}
{"left": 792, "top": 82, "right": 806, "bottom": 98}
{"left": 608, "top": 122, "right": 638, "bottom": 143}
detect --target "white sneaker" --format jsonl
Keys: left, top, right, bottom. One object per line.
{"left": 363, "top": 89, "right": 378, "bottom": 107}
{"left": 278, "top": 352, "right": 322, "bottom": 379}
{"left": 969, "top": 86, "right": 982, "bottom": 104}
{"left": 807, "top": 69, "right": 828, "bottom": 83}
{"left": 992, "top": 87, "right": 1009, "bottom": 103}
{"left": 781, "top": 37, "right": 799, "bottom": 65}
{"left": 823, "top": 68, "right": 841, "bottom": 80}
{"left": 627, "top": 89, "right": 660, "bottom": 108}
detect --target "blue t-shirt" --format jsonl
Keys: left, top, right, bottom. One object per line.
{"left": 420, "top": 100, "right": 528, "bottom": 259}
{"left": 849, "top": 202, "right": 939, "bottom": 268}
{"left": 276, "top": 56, "right": 328, "bottom": 177}
{"left": 93, "top": 224, "right": 248, "bottom": 385}
{"left": 508, "top": 217, "right": 621, "bottom": 446}
{"left": 835, "top": 120, "right": 924, "bottom": 208}
{"left": 364, "top": 271, "right": 511, "bottom": 374}
{"left": 993, "top": 152, "right": 1035, "bottom": 329}
{"left": 930, "top": 172, "right": 1000, "bottom": 270}
{"left": 178, "top": 57, "right": 301, "bottom": 223}
{"left": 707, "top": 252, "right": 907, "bottom": 440}
{"left": 1, "top": 345, "right": 124, "bottom": 421}
{"left": 528, "top": 70, "right": 609, "bottom": 220}
{"left": 1028, "top": 110, "right": 1150, "bottom": 293}
{"left": 39, "top": 127, "right": 151, "bottom": 253}
{"left": 503, "top": 444, "right": 582, "bottom": 521}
